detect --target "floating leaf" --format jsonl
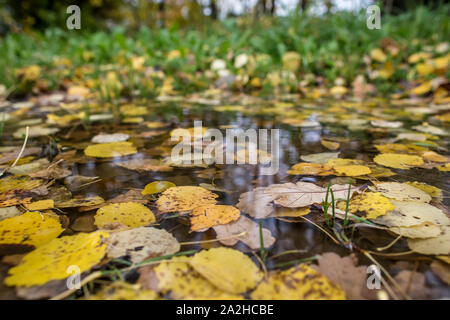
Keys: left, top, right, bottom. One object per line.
{"left": 251, "top": 264, "right": 345, "bottom": 300}
{"left": 24, "top": 200, "right": 54, "bottom": 211}
{"left": 190, "top": 205, "right": 240, "bottom": 232}
{"left": 86, "top": 281, "right": 158, "bottom": 300}
{"left": 237, "top": 182, "right": 358, "bottom": 218}
{"left": 212, "top": 215, "right": 275, "bottom": 249}
{"left": 144, "top": 257, "right": 243, "bottom": 299}
{"left": 337, "top": 192, "right": 394, "bottom": 220}
{"left": 333, "top": 165, "right": 371, "bottom": 177}
{"left": 0, "top": 176, "right": 43, "bottom": 193}
{"left": 95, "top": 202, "right": 156, "bottom": 228}
{"left": 373, "top": 200, "right": 450, "bottom": 228}
{"left": 84, "top": 142, "right": 137, "bottom": 158}
{"left": 190, "top": 247, "right": 262, "bottom": 294}
{"left": 91, "top": 133, "right": 129, "bottom": 143}
{"left": 0, "top": 211, "right": 63, "bottom": 247}
{"left": 373, "top": 153, "right": 424, "bottom": 169}
{"left": 5, "top": 232, "right": 109, "bottom": 287}
{"left": 370, "top": 182, "right": 431, "bottom": 202}
{"left": 105, "top": 227, "right": 179, "bottom": 263}
{"left": 156, "top": 186, "right": 218, "bottom": 213}
{"left": 408, "top": 226, "right": 450, "bottom": 255}
{"left": 142, "top": 181, "right": 175, "bottom": 195}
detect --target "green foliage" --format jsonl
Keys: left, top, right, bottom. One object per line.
{"left": 0, "top": 5, "right": 448, "bottom": 93}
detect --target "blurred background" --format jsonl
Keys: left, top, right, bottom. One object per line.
{"left": 0, "top": 0, "right": 445, "bottom": 32}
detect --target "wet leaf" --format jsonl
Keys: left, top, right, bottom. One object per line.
{"left": 190, "top": 205, "right": 240, "bottom": 232}
{"left": 140, "top": 257, "right": 243, "bottom": 299}
{"left": 190, "top": 247, "right": 262, "bottom": 294}
{"left": 5, "top": 232, "right": 109, "bottom": 287}
{"left": 0, "top": 211, "right": 63, "bottom": 247}
{"left": 370, "top": 182, "right": 431, "bottom": 202}
{"left": 251, "top": 264, "right": 346, "bottom": 300}
{"left": 142, "top": 181, "right": 175, "bottom": 195}
{"left": 408, "top": 226, "right": 450, "bottom": 255}
{"left": 156, "top": 186, "right": 218, "bottom": 213}
{"left": 212, "top": 215, "right": 275, "bottom": 249}
{"left": 95, "top": 202, "right": 156, "bottom": 228}
{"left": 373, "top": 153, "right": 424, "bottom": 169}
{"left": 337, "top": 192, "right": 394, "bottom": 220}
{"left": 84, "top": 142, "right": 137, "bottom": 158}
{"left": 105, "top": 227, "right": 179, "bottom": 263}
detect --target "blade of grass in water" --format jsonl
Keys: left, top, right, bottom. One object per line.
{"left": 259, "top": 221, "right": 267, "bottom": 262}
{"left": 344, "top": 182, "right": 352, "bottom": 226}
{"left": 274, "top": 255, "right": 320, "bottom": 268}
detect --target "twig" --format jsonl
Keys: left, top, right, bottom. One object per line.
{"left": 179, "top": 231, "right": 246, "bottom": 245}
{"left": 0, "top": 126, "right": 29, "bottom": 177}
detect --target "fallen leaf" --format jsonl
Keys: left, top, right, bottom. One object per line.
{"left": 142, "top": 181, "right": 175, "bottom": 195}
{"left": 5, "top": 232, "right": 109, "bottom": 287}
{"left": 190, "top": 247, "right": 262, "bottom": 294}
{"left": 156, "top": 186, "right": 218, "bottom": 213}
{"left": 190, "top": 205, "right": 240, "bottom": 232}
{"left": 0, "top": 211, "right": 63, "bottom": 248}
{"left": 373, "top": 153, "right": 424, "bottom": 169}
{"left": 212, "top": 215, "right": 275, "bottom": 249}
{"left": 105, "top": 227, "right": 179, "bottom": 263}
{"left": 84, "top": 142, "right": 137, "bottom": 158}
{"left": 95, "top": 202, "right": 156, "bottom": 228}
{"left": 337, "top": 192, "right": 393, "bottom": 219}
{"left": 251, "top": 263, "right": 346, "bottom": 300}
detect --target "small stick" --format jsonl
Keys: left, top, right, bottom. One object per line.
{"left": 0, "top": 126, "right": 29, "bottom": 177}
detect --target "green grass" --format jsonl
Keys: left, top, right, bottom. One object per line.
{"left": 0, "top": 5, "right": 448, "bottom": 95}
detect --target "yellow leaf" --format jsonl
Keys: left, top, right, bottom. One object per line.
{"left": 437, "top": 163, "right": 450, "bottom": 172}
{"left": 86, "top": 281, "right": 158, "bottom": 300}
{"left": 273, "top": 207, "right": 310, "bottom": 217}
{"left": 378, "top": 61, "right": 394, "bottom": 79}
{"left": 287, "top": 163, "right": 334, "bottom": 176}
{"left": 156, "top": 186, "right": 218, "bottom": 213}
{"left": 84, "top": 142, "right": 137, "bottom": 158}
{"left": 333, "top": 165, "right": 371, "bottom": 177}
{"left": 416, "top": 62, "right": 434, "bottom": 76}
{"left": 282, "top": 52, "right": 301, "bottom": 72}
{"left": 329, "top": 86, "right": 348, "bottom": 96}
{"left": 421, "top": 151, "right": 449, "bottom": 163}
{"left": 405, "top": 181, "right": 442, "bottom": 200}
{"left": 5, "top": 232, "right": 109, "bottom": 287}
{"left": 251, "top": 264, "right": 346, "bottom": 300}
{"left": 0, "top": 175, "right": 43, "bottom": 193}
{"left": 153, "top": 257, "right": 243, "bottom": 299}
{"left": 119, "top": 104, "right": 148, "bottom": 116}
{"left": 337, "top": 192, "right": 394, "bottom": 219}
{"left": 408, "top": 226, "right": 450, "bottom": 255}
{"left": 142, "top": 181, "right": 176, "bottom": 195}
{"left": 370, "top": 48, "right": 387, "bottom": 62}
{"left": 373, "top": 153, "right": 424, "bottom": 169}
{"left": 410, "top": 81, "right": 432, "bottom": 95}
{"left": 321, "top": 139, "right": 340, "bottom": 150}
{"left": 95, "top": 202, "right": 156, "bottom": 228}
{"left": 190, "top": 205, "right": 240, "bottom": 232}
{"left": 24, "top": 200, "right": 54, "bottom": 211}
{"left": 190, "top": 247, "right": 262, "bottom": 294}
{"left": 408, "top": 52, "right": 432, "bottom": 64}
{"left": 0, "top": 211, "right": 63, "bottom": 247}
{"left": 56, "top": 196, "right": 104, "bottom": 208}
